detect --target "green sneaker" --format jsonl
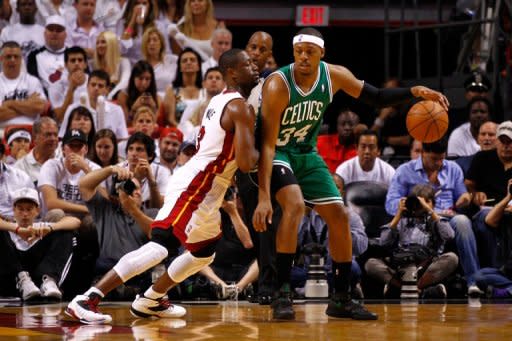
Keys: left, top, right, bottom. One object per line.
{"left": 326, "top": 294, "right": 378, "bottom": 320}
{"left": 271, "top": 284, "right": 295, "bottom": 320}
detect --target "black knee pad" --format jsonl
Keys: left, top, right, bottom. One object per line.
{"left": 151, "top": 228, "right": 181, "bottom": 258}
{"left": 191, "top": 240, "right": 218, "bottom": 258}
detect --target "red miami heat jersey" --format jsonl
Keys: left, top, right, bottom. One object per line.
{"left": 151, "top": 90, "right": 243, "bottom": 251}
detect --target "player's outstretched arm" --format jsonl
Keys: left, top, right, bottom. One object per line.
{"left": 253, "top": 74, "right": 289, "bottom": 231}
{"left": 224, "top": 98, "right": 259, "bottom": 173}
{"left": 328, "top": 64, "right": 449, "bottom": 111}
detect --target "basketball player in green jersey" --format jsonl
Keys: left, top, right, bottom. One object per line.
{"left": 253, "top": 27, "right": 449, "bottom": 320}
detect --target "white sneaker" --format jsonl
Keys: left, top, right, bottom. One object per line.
{"left": 131, "top": 294, "right": 186, "bottom": 318}
{"left": 16, "top": 271, "right": 41, "bottom": 301}
{"left": 468, "top": 284, "right": 484, "bottom": 297}
{"left": 65, "top": 294, "right": 112, "bottom": 324}
{"left": 40, "top": 275, "right": 62, "bottom": 300}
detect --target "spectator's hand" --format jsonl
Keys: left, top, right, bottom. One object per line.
{"left": 134, "top": 159, "right": 154, "bottom": 182}
{"left": 27, "top": 223, "right": 51, "bottom": 243}
{"left": 69, "top": 70, "right": 86, "bottom": 90}
{"left": 411, "top": 86, "right": 450, "bottom": 111}
{"left": 67, "top": 153, "right": 88, "bottom": 172}
{"left": 16, "top": 226, "right": 34, "bottom": 241}
{"left": 472, "top": 191, "right": 488, "bottom": 206}
{"left": 11, "top": 143, "right": 28, "bottom": 159}
{"left": 456, "top": 192, "right": 473, "bottom": 208}
{"left": 416, "top": 196, "right": 432, "bottom": 211}
{"left": 397, "top": 197, "right": 407, "bottom": 216}
{"left": 253, "top": 199, "right": 272, "bottom": 232}
{"left": 111, "top": 165, "right": 132, "bottom": 181}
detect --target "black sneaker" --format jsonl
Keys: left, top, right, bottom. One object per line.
{"left": 271, "top": 286, "right": 295, "bottom": 320}
{"left": 422, "top": 284, "right": 447, "bottom": 299}
{"left": 326, "top": 294, "right": 378, "bottom": 320}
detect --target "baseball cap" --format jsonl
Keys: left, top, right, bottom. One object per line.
{"left": 464, "top": 71, "right": 491, "bottom": 92}
{"left": 497, "top": 121, "right": 512, "bottom": 140}
{"left": 160, "top": 127, "right": 183, "bottom": 143}
{"left": 62, "top": 129, "right": 87, "bottom": 145}
{"left": 45, "top": 15, "right": 66, "bottom": 29}
{"left": 12, "top": 188, "right": 40, "bottom": 206}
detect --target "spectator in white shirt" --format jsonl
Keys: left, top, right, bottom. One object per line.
{"left": 66, "top": 0, "right": 103, "bottom": 59}
{"left": 0, "top": 0, "right": 44, "bottom": 61}
{"left": 59, "top": 69, "right": 129, "bottom": 141}
{"left": 38, "top": 128, "right": 100, "bottom": 217}
{"left": 15, "top": 117, "right": 59, "bottom": 184}
{"left": 49, "top": 46, "right": 88, "bottom": 123}
{"left": 447, "top": 96, "right": 492, "bottom": 158}
{"left": 27, "top": 15, "right": 68, "bottom": 92}
{"left": 335, "top": 130, "right": 395, "bottom": 189}
{"left": 200, "top": 27, "right": 231, "bottom": 77}
{"left": 0, "top": 41, "right": 47, "bottom": 131}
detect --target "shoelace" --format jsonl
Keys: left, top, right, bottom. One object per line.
{"left": 85, "top": 296, "right": 101, "bottom": 313}
{"left": 157, "top": 298, "right": 172, "bottom": 309}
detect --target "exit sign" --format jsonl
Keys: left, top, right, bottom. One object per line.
{"left": 296, "top": 5, "right": 329, "bottom": 27}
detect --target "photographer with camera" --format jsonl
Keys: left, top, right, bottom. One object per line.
{"left": 366, "top": 184, "right": 458, "bottom": 298}
{"left": 78, "top": 163, "right": 156, "bottom": 295}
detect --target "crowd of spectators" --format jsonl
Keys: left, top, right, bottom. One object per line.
{"left": 1, "top": 0, "right": 512, "bottom": 303}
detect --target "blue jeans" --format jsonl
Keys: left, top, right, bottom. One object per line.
{"left": 474, "top": 268, "right": 512, "bottom": 294}
{"left": 473, "top": 208, "right": 501, "bottom": 268}
{"left": 450, "top": 214, "right": 479, "bottom": 286}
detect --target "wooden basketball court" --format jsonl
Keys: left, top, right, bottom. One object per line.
{"left": 1, "top": 300, "right": 512, "bottom": 340}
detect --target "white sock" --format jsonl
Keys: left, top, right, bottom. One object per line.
{"left": 144, "top": 286, "right": 165, "bottom": 300}
{"left": 84, "top": 287, "right": 105, "bottom": 298}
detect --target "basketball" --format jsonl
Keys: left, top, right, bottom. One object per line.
{"left": 406, "top": 100, "right": 449, "bottom": 143}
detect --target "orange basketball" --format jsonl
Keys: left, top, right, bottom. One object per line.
{"left": 406, "top": 100, "right": 449, "bottom": 143}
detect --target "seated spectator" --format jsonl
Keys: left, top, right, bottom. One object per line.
{"left": 49, "top": 46, "right": 89, "bottom": 123}
{"left": 200, "top": 28, "right": 232, "bottom": 77}
{"left": 317, "top": 108, "right": 358, "bottom": 173}
{"left": 27, "top": 15, "right": 67, "bottom": 92}
{"left": 385, "top": 138, "right": 481, "bottom": 295}
{"left": 141, "top": 27, "right": 177, "bottom": 95}
{"left": 366, "top": 184, "right": 458, "bottom": 298}
{"left": 176, "top": 140, "right": 196, "bottom": 167}
{"left": 335, "top": 130, "right": 395, "bottom": 187}
{"left": 119, "top": 106, "right": 158, "bottom": 160}
{"left": 410, "top": 139, "right": 422, "bottom": 160}
{"left": 117, "top": 60, "right": 161, "bottom": 125}
{"left": 264, "top": 55, "right": 278, "bottom": 73}
{"left": 447, "top": 96, "right": 492, "bottom": 157}
{"left": 14, "top": 117, "right": 58, "bottom": 184}
{"left": 473, "top": 179, "right": 512, "bottom": 298}
{"left": 38, "top": 129, "right": 100, "bottom": 217}
{"left": 62, "top": 106, "right": 96, "bottom": 159}
{"left": 0, "top": 41, "right": 47, "bottom": 132}
{"left": 91, "top": 129, "right": 118, "bottom": 167}
{"left": 292, "top": 206, "right": 368, "bottom": 299}
{"left": 65, "top": 0, "right": 103, "bottom": 59}
{"left": 0, "top": 187, "right": 80, "bottom": 300}
{"left": 454, "top": 120, "right": 497, "bottom": 176}
{"left": 0, "top": 142, "right": 35, "bottom": 221}
{"left": 4, "top": 127, "right": 31, "bottom": 165}
{"left": 93, "top": 31, "right": 131, "bottom": 100}
{"left": 117, "top": 0, "right": 158, "bottom": 65}
{"left": 0, "top": 0, "right": 44, "bottom": 61}
{"left": 198, "top": 186, "right": 257, "bottom": 299}
{"left": 118, "top": 132, "right": 169, "bottom": 209}
{"left": 78, "top": 164, "right": 154, "bottom": 292}
{"left": 154, "top": 127, "right": 182, "bottom": 174}
{"left": 162, "top": 47, "right": 204, "bottom": 127}
{"left": 179, "top": 66, "right": 224, "bottom": 141}
{"left": 58, "top": 70, "right": 129, "bottom": 141}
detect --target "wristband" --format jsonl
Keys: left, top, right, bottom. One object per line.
{"left": 15, "top": 226, "right": 20, "bottom": 234}
{"left": 124, "top": 26, "right": 134, "bottom": 36}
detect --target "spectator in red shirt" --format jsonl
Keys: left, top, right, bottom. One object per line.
{"left": 317, "top": 109, "right": 358, "bottom": 173}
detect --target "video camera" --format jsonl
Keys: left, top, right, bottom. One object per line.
{"left": 111, "top": 175, "right": 137, "bottom": 196}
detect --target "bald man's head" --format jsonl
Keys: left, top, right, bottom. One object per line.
{"left": 246, "top": 31, "right": 273, "bottom": 72}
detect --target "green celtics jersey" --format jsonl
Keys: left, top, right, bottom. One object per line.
{"left": 274, "top": 61, "right": 332, "bottom": 153}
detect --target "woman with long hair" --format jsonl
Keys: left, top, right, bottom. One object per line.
{"left": 168, "top": 0, "right": 224, "bottom": 61}
{"left": 117, "top": 60, "right": 162, "bottom": 125}
{"left": 94, "top": 31, "right": 131, "bottom": 100}
{"left": 155, "top": 0, "right": 184, "bottom": 28}
{"left": 118, "top": 0, "right": 158, "bottom": 64}
{"left": 91, "top": 128, "right": 119, "bottom": 167}
{"left": 141, "top": 27, "right": 177, "bottom": 95}
{"left": 64, "top": 106, "right": 97, "bottom": 158}
{"left": 161, "top": 47, "right": 204, "bottom": 127}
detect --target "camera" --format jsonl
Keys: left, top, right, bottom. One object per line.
{"left": 404, "top": 195, "right": 422, "bottom": 217}
{"left": 302, "top": 243, "right": 329, "bottom": 298}
{"left": 111, "top": 175, "right": 136, "bottom": 196}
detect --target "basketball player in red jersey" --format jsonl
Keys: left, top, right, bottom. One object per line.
{"left": 66, "top": 48, "right": 260, "bottom": 324}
